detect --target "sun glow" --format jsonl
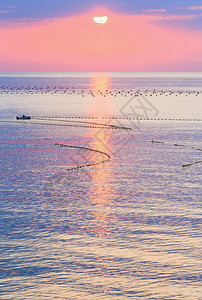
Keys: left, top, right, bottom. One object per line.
{"left": 93, "top": 16, "right": 108, "bottom": 24}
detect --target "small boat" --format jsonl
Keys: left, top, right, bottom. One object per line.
{"left": 16, "top": 115, "right": 31, "bottom": 120}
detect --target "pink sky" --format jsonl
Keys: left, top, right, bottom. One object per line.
{"left": 1, "top": 8, "right": 202, "bottom": 71}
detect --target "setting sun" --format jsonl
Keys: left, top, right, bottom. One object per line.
{"left": 93, "top": 16, "right": 108, "bottom": 24}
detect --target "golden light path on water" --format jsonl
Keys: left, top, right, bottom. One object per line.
{"left": 86, "top": 76, "right": 116, "bottom": 238}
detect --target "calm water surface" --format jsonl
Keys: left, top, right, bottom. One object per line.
{"left": 0, "top": 73, "right": 201, "bottom": 299}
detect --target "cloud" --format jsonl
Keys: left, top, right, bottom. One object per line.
{"left": 1, "top": 11, "right": 202, "bottom": 72}
{"left": 163, "top": 14, "right": 202, "bottom": 21}
{"left": 153, "top": 13, "right": 202, "bottom": 30}
{"left": 189, "top": 6, "right": 202, "bottom": 11}
{"left": 141, "top": 9, "right": 166, "bottom": 13}
{"left": 0, "top": 0, "right": 93, "bottom": 21}
{"left": 177, "top": 6, "right": 202, "bottom": 11}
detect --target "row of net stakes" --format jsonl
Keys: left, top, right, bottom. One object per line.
{"left": 55, "top": 143, "right": 110, "bottom": 159}
{"left": 31, "top": 116, "right": 202, "bottom": 121}
{"left": 31, "top": 117, "right": 132, "bottom": 130}
{"left": 0, "top": 120, "right": 127, "bottom": 130}
{"left": 150, "top": 140, "right": 202, "bottom": 167}
{"left": 55, "top": 143, "right": 110, "bottom": 170}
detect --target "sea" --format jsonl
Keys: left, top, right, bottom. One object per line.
{"left": 0, "top": 72, "right": 201, "bottom": 299}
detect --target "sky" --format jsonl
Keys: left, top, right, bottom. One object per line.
{"left": 0, "top": 0, "right": 202, "bottom": 72}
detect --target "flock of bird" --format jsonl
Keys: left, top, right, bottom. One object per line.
{"left": 0, "top": 86, "right": 201, "bottom": 97}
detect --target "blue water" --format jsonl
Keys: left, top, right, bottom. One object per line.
{"left": 0, "top": 73, "right": 201, "bottom": 299}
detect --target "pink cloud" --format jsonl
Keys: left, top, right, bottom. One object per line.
{"left": 158, "top": 14, "right": 202, "bottom": 21}
{"left": 0, "top": 8, "right": 202, "bottom": 71}
{"left": 177, "top": 6, "right": 202, "bottom": 11}
{"left": 188, "top": 6, "right": 202, "bottom": 11}
{"left": 141, "top": 9, "right": 166, "bottom": 13}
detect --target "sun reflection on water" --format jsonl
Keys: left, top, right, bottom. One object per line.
{"left": 85, "top": 76, "right": 117, "bottom": 237}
